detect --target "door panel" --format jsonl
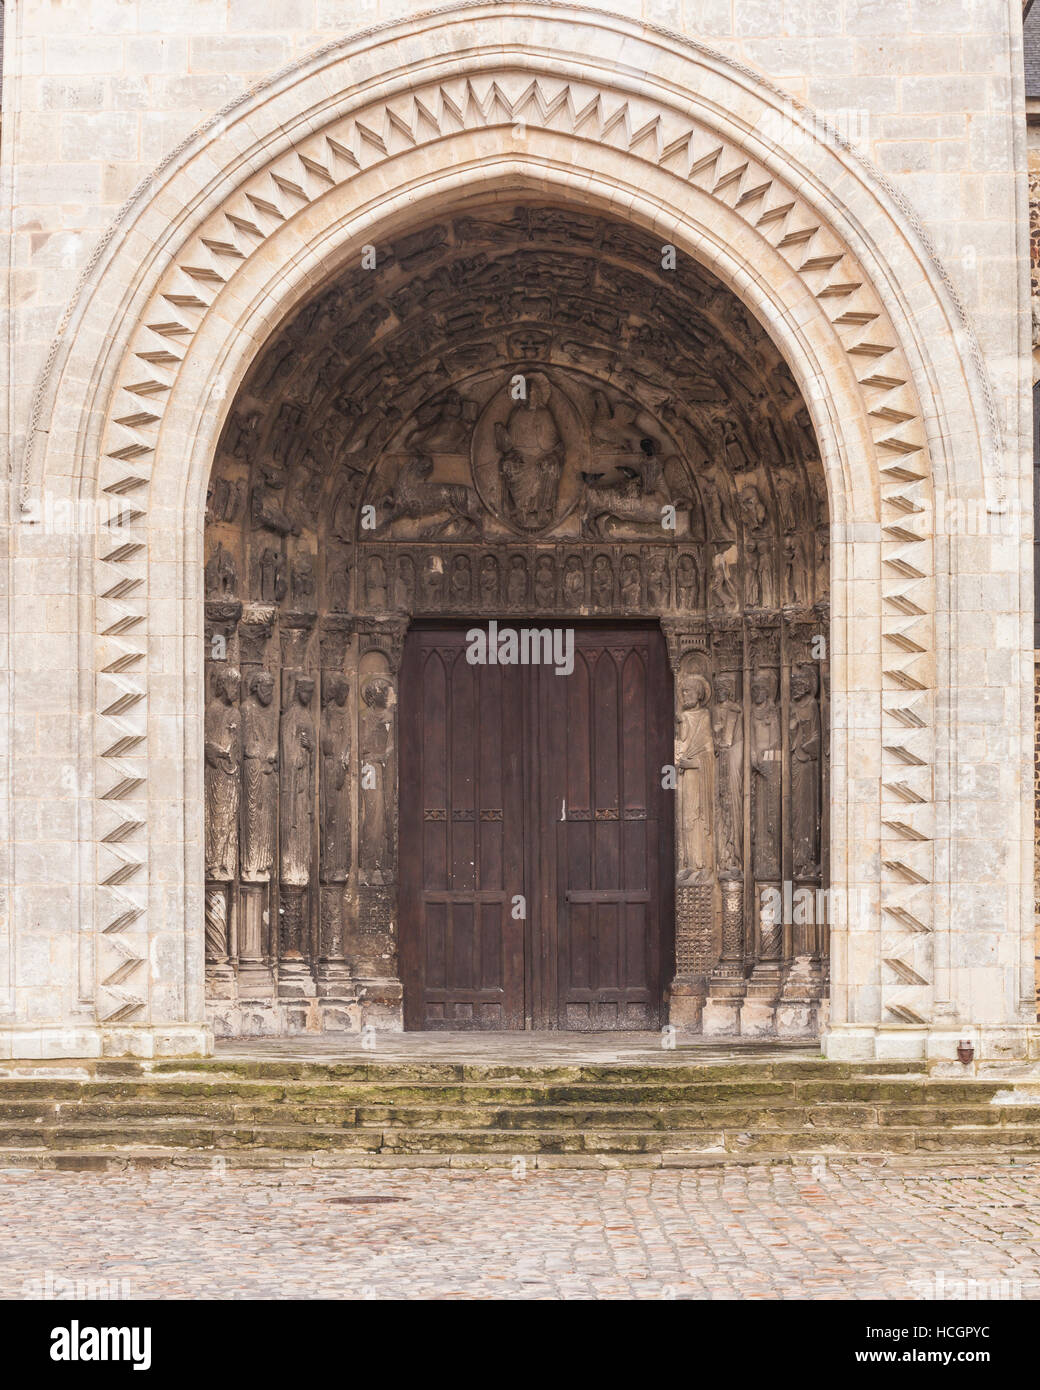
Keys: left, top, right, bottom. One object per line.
{"left": 400, "top": 633, "right": 525, "bottom": 1029}
{"left": 541, "top": 629, "right": 672, "bottom": 1030}
{"left": 400, "top": 623, "right": 673, "bottom": 1030}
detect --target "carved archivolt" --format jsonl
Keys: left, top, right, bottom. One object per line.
{"left": 80, "top": 40, "right": 936, "bottom": 1027}
{"left": 200, "top": 202, "right": 832, "bottom": 1029}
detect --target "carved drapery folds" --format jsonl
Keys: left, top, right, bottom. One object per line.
{"left": 203, "top": 201, "right": 830, "bottom": 1035}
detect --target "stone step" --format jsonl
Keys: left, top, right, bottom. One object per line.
{"left": 0, "top": 1099, "right": 1033, "bottom": 1128}
{"left": 0, "top": 1058, "right": 924, "bottom": 1085}
{"left": 2, "top": 1120, "right": 1039, "bottom": 1157}
{"left": 0, "top": 1078, "right": 1005, "bottom": 1106}
{"left": 0, "top": 1057, "right": 1028, "bottom": 1164}
{"left": 0, "top": 1148, "right": 965, "bottom": 1172}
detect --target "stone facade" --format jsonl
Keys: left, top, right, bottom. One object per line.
{"left": 0, "top": 2, "right": 1036, "bottom": 1062}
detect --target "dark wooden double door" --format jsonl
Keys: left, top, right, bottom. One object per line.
{"left": 399, "top": 624, "right": 674, "bottom": 1030}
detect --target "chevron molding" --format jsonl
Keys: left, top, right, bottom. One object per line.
{"left": 91, "top": 66, "right": 937, "bottom": 1028}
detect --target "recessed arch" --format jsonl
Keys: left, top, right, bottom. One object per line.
{"left": 15, "top": 2, "right": 1030, "bottom": 1061}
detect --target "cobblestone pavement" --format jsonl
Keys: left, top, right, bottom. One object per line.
{"left": 2, "top": 1162, "right": 1040, "bottom": 1299}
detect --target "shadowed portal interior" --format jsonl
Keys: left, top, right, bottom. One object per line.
{"left": 203, "top": 200, "right": 829, "bottom": 1037}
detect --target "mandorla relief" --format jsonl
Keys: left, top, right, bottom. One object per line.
{"left": 203, "top": 203, "right": 829, "bottom": 1037}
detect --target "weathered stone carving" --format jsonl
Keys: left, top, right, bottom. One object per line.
{"left": 205, "top": 886, "right": 230, "bottom": 965}
{"left": 404, "top": 389, "right": 475, "bottom": 453}
{"left": 563, "top": 554, "right": 585, "bottom": 605}
{"left": 240, "top": 669, "right": 278, "bottom": 883}
{"left": 359, "top": 675, "right": 395, "bottom": 883}
{"left": 363, "top": 554, "right": 388, "bottom": 610}
{"left": 450, "top": 553, "right": 472, "bottom": 604}
{"left": 279, "top": 674, "right": 316, "bottom": 890}
{"left": 381, "top": 456, "right": 482, "bottom": 538}
{"left": 676, "top": 664, "right": 715, "bottom": 886}
{"left": 258, "top": 547, "right": 287, "bottom": 605}
{"left": 320, "top": 674, "right": 352, "bottom": 885}
{"left": 506, "top": 553, "right": 529, "bottom": 606}
{"left": 327, "top": 554, "right": 352, "bottom": 612}
{"left": 750, "top": 669, "right": 782, "bottom": 881}
{"left": 790, "top": 664, "right": 822, "bottom": 878}
{"left": 493, "top": 373, "right": 565, "bottom": 531}
{"left": 709, "top": 544, "right": 739, "bottom": 612}
{"left": 205, "top": 542, "right": 237, "bottom": 597}
{"left": 205, "top": 666, "right": 241, "bottom": 882}
{"left": 478, "top": 554, "right": 499, "bottom": 606}
{"left": 581, "top": 454, "right": 673, "bottom": 537}
{"left": 592, "top": 553, "right": 614, "bottom": 607}
{"left": 646, "top": 551, "right": 670, "bottom": 609}
{"left": 252, "top": 474, "right": 298, "bottom": 538}
{"left": 291, "top": 553, "right": 317, "bottom": 610}
{"left": 712, "top": 671, "right": 744, "bottom": 877}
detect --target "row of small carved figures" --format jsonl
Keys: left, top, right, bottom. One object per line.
{"left": 207, "top": 536, "right": 828, "bottom": 612}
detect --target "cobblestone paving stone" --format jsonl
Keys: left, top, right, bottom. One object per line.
{"left": 2, "top": 1162, "right": 1040, "bottom": 1299}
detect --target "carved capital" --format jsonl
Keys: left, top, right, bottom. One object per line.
{"left": 238, "top": 603, "right": 277, "bottom": 664}
{"left": 660, "top": 617, "right": 708, "bottom": 672}
{"left": 319, "top": 617, "right": 355, "bottom": 671}
{"left": 357, "top": 616, "right": 408, "bottom": 675}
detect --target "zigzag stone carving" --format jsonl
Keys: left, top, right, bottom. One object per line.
{"left": 92, "top": 67, "right": 937, "bottom": 1028}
